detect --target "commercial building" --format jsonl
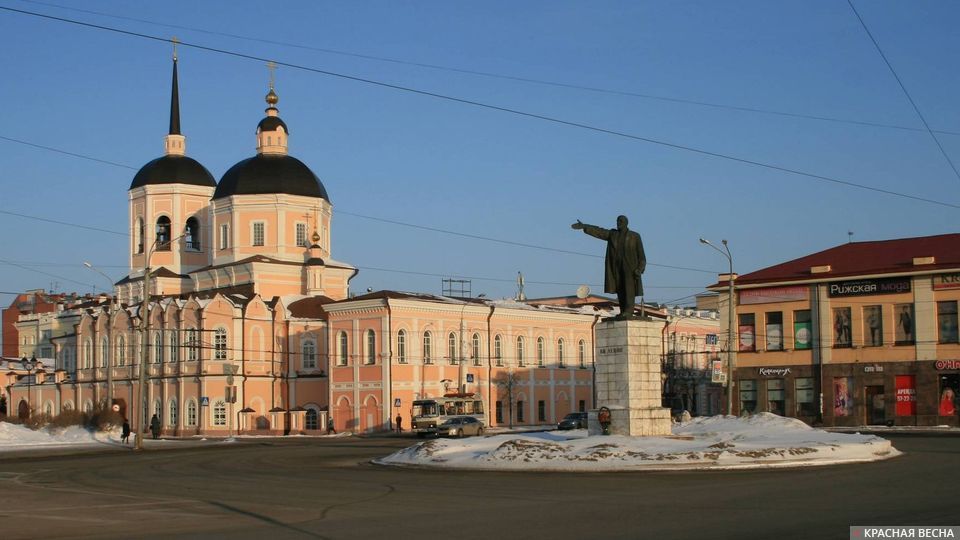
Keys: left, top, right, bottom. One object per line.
{"left": 708, "top": 234, "right": 960, "bottom": 426}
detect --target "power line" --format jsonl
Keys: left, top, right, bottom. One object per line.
{"left": 846, "top": 0, "right": 960, "bottom": 184}
{"left": 0, "top": 258, "right": 96, "bottom": 289}
{"left": 18, "top": 0, "right": 960, "bottom": 138}
{"left": 2, "top": 6, "right": 959, "bottom": 211}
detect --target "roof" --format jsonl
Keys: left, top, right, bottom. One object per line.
{"left": 116, "top": 267, "right": 186, "bottom": 286}
{"left": 130, "top": 155, "right": 216, "bottom": 190}
{"left": 720, "top": 233, "right": 960, "bottom": 288}
{"left": 287, "top": 296, "right": 336, "bottom": 318}
{"left": 214, "top": 154, "right": 329, "bottom": 200}
{"left": 257, "top": 116, "right": 288, "bottom": 133}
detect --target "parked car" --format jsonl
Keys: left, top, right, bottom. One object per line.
{"left": 557, "top": 412, "right": 588, "bottom": 430}
{"left": 434, "top": 416, "right": 484, "bottom": 438}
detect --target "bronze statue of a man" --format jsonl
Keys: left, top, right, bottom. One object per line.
{"left": 572, "top": 215, "right": 646, "bottom": 319}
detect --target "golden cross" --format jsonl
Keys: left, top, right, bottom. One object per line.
{"left": 267, "top": 61, "right": 277, "bottom": 89}
{"left": 172, "top": 36, "right": 179, "bottom": 61}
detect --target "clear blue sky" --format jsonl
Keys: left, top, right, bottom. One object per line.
{"left": 1, "top": 1, "right": 958, "bottom": 309}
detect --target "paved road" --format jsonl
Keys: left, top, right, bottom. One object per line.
{"left": 0, "top": 435, "right": 955, "bottom": 540}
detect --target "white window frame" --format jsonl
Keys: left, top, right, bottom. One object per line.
{"left": 252, "top": 221, "right": 265, "bottom": 247}
{"left": 213, "top": 400, "right": 226, "bottom": 426}
{"left": 214, "top": 327, "right": 228, "bottom": 360}
{"left": 366, "top": 330, "right": 376, "bottom": 365}
{"left": 219, "top": 224, "right": 229, "bottom": 250}
{"left": 494, "top": 335, "right": 503, "bottom": 366}
{"left": 423, "top": 331, "right": 432, "bottom": 364}
{"left": 397, "top": 330, "right": 407, "bottom": 364}
{"left": 338, "top": 331, "right": 348, "bottom": 366}
{"left": 302, "top": 339, "right": 317, "bottom": 369}
{"left": 296, "top": 222, "right": 308, "bottom": 247}
{"left": 187, "top": 400, "right": 197, "bottom": 426}
{"left": 169, "top": 399, "right": 178, "bottom": 426}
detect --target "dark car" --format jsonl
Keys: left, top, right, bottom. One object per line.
{"left": 557, "top": 412, "right": 588, "bottom": 430}
{"left": 434, "top": 416, "right": 484, "bottom": 438}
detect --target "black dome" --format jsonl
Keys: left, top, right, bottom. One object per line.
{"left": 214, "top": 154, "right": 330, "bottom": 201}
{"left": 130, "top": 155, "right": 216, "bottom": 190}
{"left": 257, "top": 116, "right": 288, "bottom": 133}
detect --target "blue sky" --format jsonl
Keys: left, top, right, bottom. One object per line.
{"left": 1, "top": 1, "right": 958, "bottom": 309}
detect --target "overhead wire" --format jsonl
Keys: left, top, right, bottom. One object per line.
{"left": 1, "top": 6, "right": 959, "bottom": 211}
{"left": 16, "top": 0, "right": 960, "bottom": 138}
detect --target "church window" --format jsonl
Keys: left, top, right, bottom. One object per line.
{"left": 366, "top": 330, "right": 376, "bottom": 365}
{"left": 154, "top": 332, "right": 163, "bottom": 364}
{"left": 136, "top": 218, "right": 144, "bottom": 254}
{"left": 156, "top": 216, "right": 171, "bottom": 251}
{"left": 213, "top": 400, "right": 226, "bottom": 426}
{"left": 117, "top": 335, "right": 126, "bottom": 366}
{"left": 219, "top": 224, "right": 229, "bottom": 250}
{"left": 338, "top": 331, "right": 348, "bottom": 366}
{"left": 302, "top": 339, "right": 316, "bottom": 369}
{"left": 252, "top": 222, "right": 265, "bottom": 247}
{"left": 187, "top": 400, "right": 197, "bottom": 426}
{"left": 214, "top": 328, "right": 227, "bottom": 360}
{"left": 185, "top": 217, "right": 200, "bottom": 251}
{"left": 296, "top": 223, "right": 308, "bottom": 247}
{"left": 169, "top": 331, "right": 179, "bottom": 363}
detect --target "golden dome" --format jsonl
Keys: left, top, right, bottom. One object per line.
{"left": 265, "top": 89, "right": 279, "bottom": 106}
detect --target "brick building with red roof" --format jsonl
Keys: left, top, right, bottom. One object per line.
{"left": 707, "top": 233, "right": 960, "bottom": 427}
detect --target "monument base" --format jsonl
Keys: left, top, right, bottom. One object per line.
{"left": 590, "top": 318, "right": 673, "bottom": 437}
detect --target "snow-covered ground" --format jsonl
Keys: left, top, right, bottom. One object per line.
{"left": 377, "top": 413, "right": 902, "bottom": 471}
{"left": 0, "top": 422, "right": 125, "bottom": 450}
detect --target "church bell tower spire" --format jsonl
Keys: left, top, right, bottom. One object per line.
{"left": 164, "top": 37, "right": 185, "bottom": 156}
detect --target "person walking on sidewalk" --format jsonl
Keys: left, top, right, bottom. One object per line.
{"left": 395, "top": 414, "right": 403, "bottom": 434}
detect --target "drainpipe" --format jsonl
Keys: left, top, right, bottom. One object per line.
{"left": 385, "top": 299, "right": 393, "bottom": 432}
{"left": 485, "top": 303, "right": 495, "bottom": 426}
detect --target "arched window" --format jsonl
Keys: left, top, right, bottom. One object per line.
{"left": 448, "top": 332, "right": 458, "bottom": 365}
{"left": 169, "top": 399, "right": 178, "bottom": 426}
{"left": 366, "top": 330, "right": 376, "bottom": 365}
{"left": 214, "top": 328, "right": 227, "bottom": 360}
{"left": 185, "top": 329, "right": 199, "bottom": 361}
{"left": 136, "top": 217, "right": 144, "bottom": 254}
{"left": 306, "top": 409, "right": 319, "bottom": 430}
{"left": 117, "top": 335, "right": 126, "bottom": 366}
{"left": 537, "top": 337, "right": 545, "bottom": 367}
{"left": 213, "top": 400, "right": 226, "bottom": 426}
{"left": 156, "top": 216, "right": 172, "bottom": 251}
{"left": 302, "top": 339, "right": 316, "bottom": 369}
{"left": 557, "top": 338, "right": 565, "bottom": 368}
{"left": 517, "top": 336, "right": 525, "bottom": 367}
{"left": 579, "top": 339, "right": 586, "bottom": 369}
{"left": 472, "top": 333, "right": 481, "bottom": 366}
{"left": 397, "top": 330, "right": 407, "bottom": 364}
{"left": 101, "top": 337, "right": 109, "bottom": 368}
{"left": 187, "top": 400, "right": 197, "bottom": 426}
{"left": 185, "top": 217, "right": 200, "bottom": 251}
{"left": 154, "top": 400, "right": 162, "bottom": 421}
{"left": 154, "top": 332, "right": 163, "bottom": 364}
{"left": 338, "top": 331, "right": 348, "bottom": 365}
{"left": 423, "top": 331, "right": 432, "bottom": 364}
{"left": 83, "top": 339, "right": 92, "bottom": 369}
{"left": 494, "top": 335, "right": 503, "bottom": 366}
{"left": 169, "top": 330, "right": 179, "bottom": 363}
{"left": 84, "top": 400, "right": 94, "bottom": 413}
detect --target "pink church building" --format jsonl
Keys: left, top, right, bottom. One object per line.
{"left": 6, "top": 56, "right": 601, "bottom": 436}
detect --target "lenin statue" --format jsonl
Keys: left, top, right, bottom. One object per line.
{"left": 572, "top": 215, "right": 646, "bottom": 319}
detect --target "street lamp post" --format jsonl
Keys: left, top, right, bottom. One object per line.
{"left": 83, "top": 262, "right": 115, "bottom": 407}
{"left": 136, "top": 232, "right": 185, "bottom": 450}
{"left": 700, "top": 238, "right": 735, "bottom": 416}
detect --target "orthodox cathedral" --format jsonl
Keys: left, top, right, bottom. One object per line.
{"left": 6, "top": 56, "right": 603, "bottom": 435}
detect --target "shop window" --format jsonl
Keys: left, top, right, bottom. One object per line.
{"left": 739, "top": 379, "right": 757, "bottom": 414}
{"left": 937, "top": 301, "right": 959, "bottom": 344}
{"left": 738, "top": 314, "right": 756, "bottom": 352}
{"left": 864, "top": 305, "right": 883, "bottom": 347}
{"left": 795, "top": 377, "right": 816, "bottom": 416}
{"left": 793, "top": 310, "right": 812, "bottom": 350}
{"left": 766, "top": 379, "right": 785, "bottom": 416}
{"left": 895, "top": 304, "right": 915, "bottom": 345}
{"left": 833, "top": 377, "right": 854, "bottom": 417}
{"left": 833, "top": 307, "right": 852, "bottom": 348}
{"left": 940, "top": 375, "right": 958, "bottom": 417}
{"left": 765, "top": 312, "right": 783, "bottom": 351}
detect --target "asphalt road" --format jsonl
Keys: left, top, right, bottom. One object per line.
{"left": 0, "top": 434, "right": 955, "bottom": 540}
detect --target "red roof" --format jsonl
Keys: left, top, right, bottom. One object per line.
{"left": 719, "top": 233, "right": 960, "bottom": 288}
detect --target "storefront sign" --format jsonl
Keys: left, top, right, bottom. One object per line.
{"left": 864, "top": 365, "right": 884, "bottom": 373}
{"left": 711, "top": 359, "right": 726, "bottom": 384}
{"left": 828, "top": 277, "right": 911, "bottom": 298}
{"left": 759, "top": 367, "right": 791, "bottom": 377}
{"left": 739, "top": 286, "right": 808, "bottom": 305}
{"left": 933, "top": 273, "right": 960, "bottom": 290}
{"left": 895, "top": 375, "right": 917, "bottom": 416}
{"left": 935, "top": 360, "right": 960, "bottom": 370}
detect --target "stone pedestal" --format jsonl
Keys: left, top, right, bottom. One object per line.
{"left": 588, "top": 319, "right": 672, "bottom": 437}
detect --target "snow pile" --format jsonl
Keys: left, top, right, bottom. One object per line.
{"left": 377, "top": 413, "right": 900, "bottom": 471}
{"left": 0, "top": 422, "right": 119, "bottom": 448}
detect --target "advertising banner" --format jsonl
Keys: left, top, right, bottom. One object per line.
{"left": 895, "top": 375, "right": 917, "bottom": 416}
{"left": 739, "top": 286, "right": 808, "bottom": 305}
{"left": 711, "top": 359, "right": 726, "bottom": 384}
{"left": 766, "top": 323, "right": 783, "bottom": 350}
{"left": 933, "top": 273, "right": 960, "bottom": 290}
{"left": 833, "top": 377, "right": 853, "bottom": 417}
{"left": 828, "top": 277, "right": 911, "bottom": 298}
{"left": 794, "top": 321, "right": 812, "bottom": 350}
{"left": 738, "top": 325, "right": 755, "bottom": 352}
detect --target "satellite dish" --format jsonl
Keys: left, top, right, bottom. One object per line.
{"left": 576, "top": 285, "right": 590, "bottom": 299}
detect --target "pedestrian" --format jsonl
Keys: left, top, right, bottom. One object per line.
{"left": 395, "top": 414, "right": 403, "bottom": 433}
{"left": 327, "top": 415, "right": 336, "bottom": 435}
{"left": 121, "top": 419, "right": 131, "bottom": 444}
{"left": 150, "top": 414, "right": 161, "bottom": 440}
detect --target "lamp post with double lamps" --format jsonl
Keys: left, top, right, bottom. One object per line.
{"left": 699, "top": 238, "right": 735, "bottom": 416}
{"left": 83, "top": 262, "right": 116, "bottom": 407}
{"left": 136, "top": 231, "right": 186, "bottom": 450}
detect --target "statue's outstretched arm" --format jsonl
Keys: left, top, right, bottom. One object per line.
{"left": 572, "top": 220, "right": 609, "bottom": 240}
